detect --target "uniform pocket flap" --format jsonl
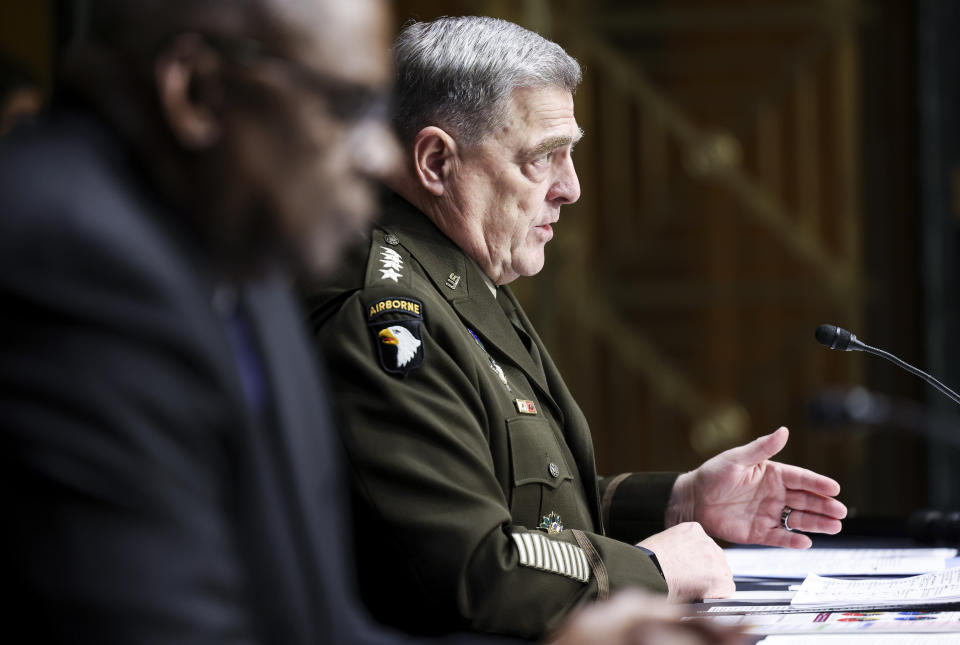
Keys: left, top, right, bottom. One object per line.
{"left": 507, "top": 416, "right": 573, "bottom": 489}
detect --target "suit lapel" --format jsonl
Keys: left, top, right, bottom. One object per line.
{"left": 241, "top": 275, "right": 329, "bottom": 582}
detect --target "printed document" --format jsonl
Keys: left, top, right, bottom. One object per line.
{"left": 725, "top": 548, "right": 957, "bottom": 579}
{"left": 758, "top": 635, "right": 960, "bottom": 644}
{"left": 703, "top": 610, "right": 960, "bottom": 635}
{"left": 791, "top": 568, "right": 960, "bottom": 609}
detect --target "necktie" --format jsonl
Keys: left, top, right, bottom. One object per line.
{"left": 215, "top": 286, "right": 271, "bottom": 421}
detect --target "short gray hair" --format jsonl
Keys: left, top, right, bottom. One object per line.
{"left": 392, "top": 16, "right": 582, "bottom": 145}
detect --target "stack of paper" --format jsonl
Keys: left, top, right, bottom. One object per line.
{"left": 790, "top": 568, "right": 960, "bottom": 610}
{"left": 758, "top": 636, "right": 960, "bottom": 644}
{"left": 725, "top": 548, "right": 958, "bottom": 579}
{"left": 707, "top": 610, "right": 960, "bottom": 635}
{"left": 703, "top": 547, "right": 960, "bottom": 640}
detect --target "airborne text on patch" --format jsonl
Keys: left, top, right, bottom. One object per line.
{"left": 367, "top": 297, "right": 422, "bottom": 320}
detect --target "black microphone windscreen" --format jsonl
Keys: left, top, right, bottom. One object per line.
{"left": 815, "top": 324, "right": 853, "bottom": 350}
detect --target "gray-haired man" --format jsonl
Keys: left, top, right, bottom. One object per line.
{"left": 304, "top": 15, "right": 846, "bottom": 639}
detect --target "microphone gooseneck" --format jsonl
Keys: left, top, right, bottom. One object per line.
{"left": 814, "top": 324, "right": 960, "bottom": 407}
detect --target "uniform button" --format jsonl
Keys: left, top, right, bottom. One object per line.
{"left": 548, "top": 462, "right": 560, "bottom": 478}
{"left": 384, "top": 234, "right": 400, "bottom": 245}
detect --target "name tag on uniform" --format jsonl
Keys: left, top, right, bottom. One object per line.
{"left": 514, "top": 399, "right": 537, "bottom": 415}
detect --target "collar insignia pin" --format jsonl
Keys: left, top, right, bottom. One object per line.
{"left": 539, "top": 512, "right": 563, "bottom": 534}
{"left": 446, "top": 272, "right": 461, "bottom": 290}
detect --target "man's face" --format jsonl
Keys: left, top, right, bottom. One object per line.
{"left": 445, "top": 85, "right": 581, "bottom": 285}
{"left": 226, "top": 0, "right": 398, "bottom": 274}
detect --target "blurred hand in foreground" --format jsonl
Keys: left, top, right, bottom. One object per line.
{"left": 547, "top": 589, "right": 746, "bottom": 645}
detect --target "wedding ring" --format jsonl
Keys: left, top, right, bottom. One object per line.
{"left": 781, "top": 506, "right": 795, "bottom": 531}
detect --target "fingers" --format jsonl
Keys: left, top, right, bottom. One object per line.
{"left": 783, "top": 490, "right": 847, "bottom": 522}
{"left": 751, "top": 498, "right": 840, "bottom": 548}
{"left": 757, "top": 527, "right": 814, "bottom": 549}
{"left": 725, "top": 427, "right": 789, "bottom": 466}
{"left": 546, "top": 589, "right": 749, "bottom": 645}
{"left": 598, "top": 588, "right": 683, "bottom": 620}
{"left": 678, "top": 617, "right": 751, "bottom": 645}
{"left": 764, "top": 463, "right": 847, "bottom": 537}
{"left": 779, "top": 464, "right": 842, "bottom": 498}
{"left": 761, "top": 490, "right": 844, "bottom": 539}
{"left": 633, "top": 618, "right": 748, "bottom": 645}
{"left": 780, "top": 508, "right": 843, "bottom": 535}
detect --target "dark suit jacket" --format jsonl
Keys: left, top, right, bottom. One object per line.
{"left": 0, "top": 112, "right": 392, "bottom": 645}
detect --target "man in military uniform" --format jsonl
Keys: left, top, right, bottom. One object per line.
{"left": 304, "top": 15, "right": 847, "bottom": 640}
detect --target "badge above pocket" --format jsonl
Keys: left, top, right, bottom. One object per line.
{"left": 367, "top": 297, "right": 425, "bottom": 377}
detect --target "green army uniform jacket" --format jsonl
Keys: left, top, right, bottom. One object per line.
{"left": 303, "top": 194, "right": 678, "bottom": 639}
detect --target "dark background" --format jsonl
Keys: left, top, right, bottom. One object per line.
{"left": 4, "top": 0, "right": 958, "bottom": 524}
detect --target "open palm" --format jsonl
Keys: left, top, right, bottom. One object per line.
{"left": 688, "top": 427, "right": 847, "bottom": 549}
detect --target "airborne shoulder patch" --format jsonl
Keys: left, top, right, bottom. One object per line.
{"left": 367, "top": 297, "right": 424, "bottom": 377}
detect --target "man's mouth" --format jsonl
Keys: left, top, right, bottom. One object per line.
{"left": 536, "top": 221, "right": 556, "bottom": 235}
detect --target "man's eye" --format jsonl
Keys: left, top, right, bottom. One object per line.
{"left": 532, "top": 152, "right": 552, "bottom": 166}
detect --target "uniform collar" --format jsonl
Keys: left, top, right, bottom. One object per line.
{"left": 378, "top": 193, "right": 551, "bottom": 396}
{"left": 378, "top": 193, "right": 475, "bottom": 302}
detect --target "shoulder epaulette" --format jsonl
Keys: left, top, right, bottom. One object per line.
{"left": 364, "top": 228, "right": 413, "bottom": 289}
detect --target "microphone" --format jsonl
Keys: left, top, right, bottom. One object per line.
{"left": 814, "top": 324, "right": 960, "bottom": 407}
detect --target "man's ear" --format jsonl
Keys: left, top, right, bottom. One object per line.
{"left": 155, "top": 33, "right": 223, "bottom": 149}
{"left": 412, "top": 126, "right": 458, "bottom": 196}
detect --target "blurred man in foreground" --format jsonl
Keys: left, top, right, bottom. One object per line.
{"left": 0, "top": 1, "right": 741, "bottom": 643}
{"left": 305, "top": 15, "right": 846, "bottom": 640}
{"left": 0, "top": 0, "right": 399, "bottom": 642}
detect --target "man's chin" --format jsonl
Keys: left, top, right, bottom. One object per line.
{"left": 517, "top": 253, "right": 547, "bottom": 278}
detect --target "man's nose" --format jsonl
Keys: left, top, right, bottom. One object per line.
{"left": 548, "top": 156, "right": 580, "bottom": 205}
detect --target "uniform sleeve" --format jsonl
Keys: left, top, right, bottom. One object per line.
{"left": 599, "top": 472, "right": 680, "bottom": 545}
{"left": 312, "top": 286, "right": 666, "bottom": 639}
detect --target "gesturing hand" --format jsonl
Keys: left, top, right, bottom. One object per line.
{"left": 667, "top": 427, "right": 847, "bottom": 549}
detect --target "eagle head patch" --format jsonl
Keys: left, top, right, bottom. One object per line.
{"left": 367, "top": 297, "right": 424, "bottom": 376}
